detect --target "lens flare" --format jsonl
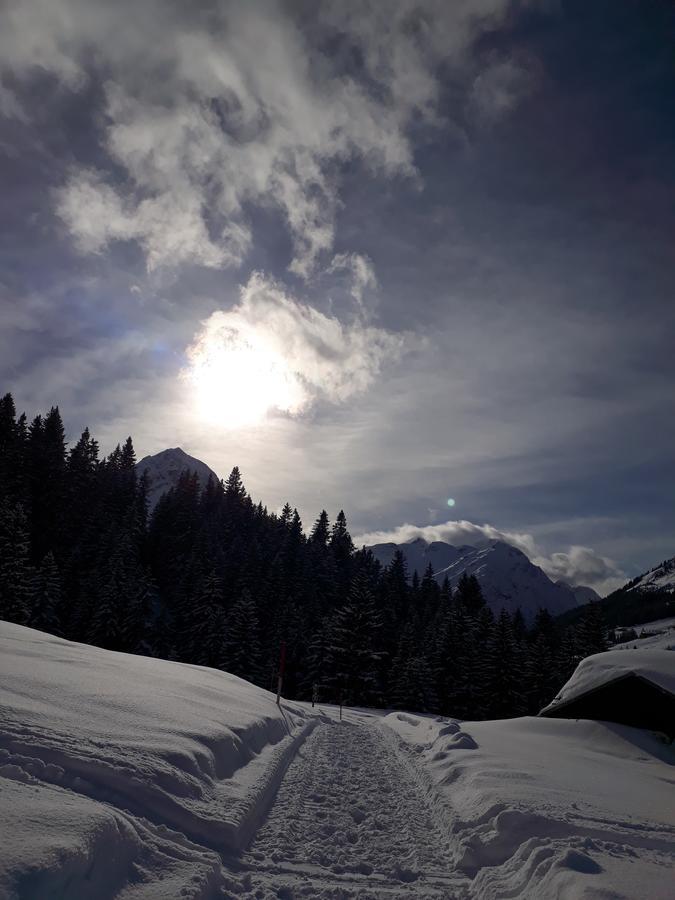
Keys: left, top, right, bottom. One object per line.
{"left": 447, "top": 498, "right": 456, "bottom": 508}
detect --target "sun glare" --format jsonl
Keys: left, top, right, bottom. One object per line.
{"left": 184, "top": 325, "right": 305, "bottom": 428}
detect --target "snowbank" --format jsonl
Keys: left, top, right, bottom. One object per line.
{"left": 382, "top": 712, "right": 675, "bottom": 899}
{"left": 0, "top": 620, "right": 316, "bottom": 899}
{"left": 542, "top": 631, "right": 675, "bottom": 713}
{"left": 613, "top": 617, "right": 675, "bottom": 648}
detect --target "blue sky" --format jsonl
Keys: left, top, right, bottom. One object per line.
{"left": 1, "top": 0, "right": 674, "bottom": 594}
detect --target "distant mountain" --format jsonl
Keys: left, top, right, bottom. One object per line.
{"left": 625, "top": 556, "right": 675, "bottom": 594}
{"left": 369, "top": 538, "right": 585, "bottom": 619}
{"left": 136, "top": 447, "right": 218, "bottom": 511}
{"left": 557, "top": 583, "right": 601, "bottom": 605}
{"left": 556, "top": 554, "right": 675, "bottom": 630}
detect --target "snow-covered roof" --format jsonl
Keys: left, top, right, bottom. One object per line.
{"left": 541, "top": 633, "right": 675, "bottom": 714}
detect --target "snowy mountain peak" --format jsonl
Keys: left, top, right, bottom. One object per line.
{"left": 369, "top": 537, "right": 588, "bottom": 619}
{"left": 136, "top": 447, "right": 218, "bottom": 511}
{"left": 626, "top": 555, "right": 675, "bottom": 594}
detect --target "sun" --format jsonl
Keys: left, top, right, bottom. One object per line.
{"left": 184, "top": 324, "right": 305, "bottom": 428}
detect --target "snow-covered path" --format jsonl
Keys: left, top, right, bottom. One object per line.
{"left": 238, "top": 714, "right": 467, "bottom": 899}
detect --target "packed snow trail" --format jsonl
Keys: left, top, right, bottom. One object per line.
{"left": 238, "top": 714, "right": 468, "bottom": 898}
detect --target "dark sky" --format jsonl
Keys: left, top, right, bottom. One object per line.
{"left": 1, "top": 0, "right": 674, "bottom": 593}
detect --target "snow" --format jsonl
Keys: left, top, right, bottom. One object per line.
{"left": 613, "top": 616, "right": 675, "bottom": 647}
{"left": 382, "top": 712, "right": 675, "bottom": 900}
{"left": 136, "top": 447, "right": 218, "bottom": 511}
{"left": 626, "top": 555, "right": 675, "bottom": 593}
{"left": 542, "top": 631, "right": 675, "bottom": 712}
{"left": 0, "top": 620, "right": 315, "bottom": 899}
{"left": 241, "top": 707, "right": 465, "bottom": 896}
{"left": 369, "top": 538, "right": 582, "bottom": 618}
{"left": 2, "top": 619, "right": 674, "bottom": 899}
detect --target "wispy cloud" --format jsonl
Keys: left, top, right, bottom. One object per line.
{"left": 327, "top": 253, "right": 378, "bottom": 309}
{"left": 1, "top": 0, "right": 535, "bottom": 276}
{"left": 469, "top": 56, "right": 535, "bottom": 124}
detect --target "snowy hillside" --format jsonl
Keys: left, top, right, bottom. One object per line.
{"left": 370, "top": 538, "right": 583, "bottom": 618}
{"left": 0, "top": 620, "right": 316, "bottom": 898}
{"left": 626, "top": 554, "right": 675, "bottom": 593}
{"left": 136, "top": 447, "right": 218, "bottom": 510}
{"left": 2, "top": 620, "right": 674, "bottom": 899}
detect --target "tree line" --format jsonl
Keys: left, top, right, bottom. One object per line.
{"left": 0, "top": 393, "right": 608, "bottom": 719}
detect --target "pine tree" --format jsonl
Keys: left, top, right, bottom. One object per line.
{"left": 324, "top": 575, "right": 384, "bottom": 706}
{"left": 0, "top": 498, "right": 35, "bottom": 625}
{"left": 487, "top": 609, "right": 526, "bottom": 718}
{"left": 224, "top": 466, "right": 246, "bottom": 504}
{"left": 30, "top": 551, "right": 62, "bottom": 635}
{"left": 455, "top": 573, "right": 485, "bottom": 616}
{"left": 330, "top": 510, "right": 354, "bottom": 597}
{"left": 306, "top": 624, "right": 331, "bottom": 698}
{"left": 383, "top": 550, "right": 409, "bottom": 622}
{"left": 575, "top": 602, "right": 607, "bottom": 659}
{"left": 191, "top": 571, "right": 227, "bottom": 668}
{"left": 225, "top": 589, "right": 262, "bottom": 683}
{"left": 419, "top": 562, "right": 441, "bottom": 628}
{"left": 392, "top": 654, "right": 438, "bottom": 713}
{"left": 555, "top": 628, "right": 580, "bottom": 688}
{"left": 526, "top": 633, "right": 559, "bottom": 713}
{"left": 30, "top": 406, "right": 66, "bottom": 562}
{"left": 310, "top": 510, "right": 330, "bottom": 547}
{"left": 2, "top": 392, "right": 608, "bottom": 723}
{"left": 0, "top": 393, "right": 17, "bottom": 474}
{"left": 0, "top": 393, "right": 27, "bottom": 504}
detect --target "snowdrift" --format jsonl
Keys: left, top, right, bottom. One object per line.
{"left": 0, "top": 620, "right": 316, "bottom": 899}
{"left": 382, "top": 711, "right": 675, "bottom": 899}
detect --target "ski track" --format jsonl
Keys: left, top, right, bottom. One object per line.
{"left": 236, "top": 717, "right": 467, "bottom": 899}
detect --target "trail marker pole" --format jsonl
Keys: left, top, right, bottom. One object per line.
{"left": 276, "top": 641, "right": 286, "bottom": 706}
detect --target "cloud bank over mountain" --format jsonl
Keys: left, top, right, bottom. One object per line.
{"left": 355, "top": 519, "right": 626, "bottom": 596}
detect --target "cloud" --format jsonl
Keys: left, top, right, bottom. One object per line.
{"left": 470, "top": 57, "right": 534, "bottom": 123}
{"left": 0, "top": 83, "right": 26, "bottom": 122}
{"left": 354, "top": 519, "right": 538, "bottom": 555}
{"left": 0, "top": 0, "right": 534, "bottom": 275}
{"left": 533, "top": 546, "right": 626, "bottom": 598}
{"left": 182, "top": 273, "right": 404, "bottom": 426}
{"left": 353, "top": 519, "right": 626, "bottom": 596}
{"left": 327, "top": 253, "right": 378, "bottom": 307}
{"left": 55, "top": 167, "right": 244, "bottom": 271}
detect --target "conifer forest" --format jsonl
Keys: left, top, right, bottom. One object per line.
{"left": 0, "top": 393, "right": 608, "bottom": 718}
